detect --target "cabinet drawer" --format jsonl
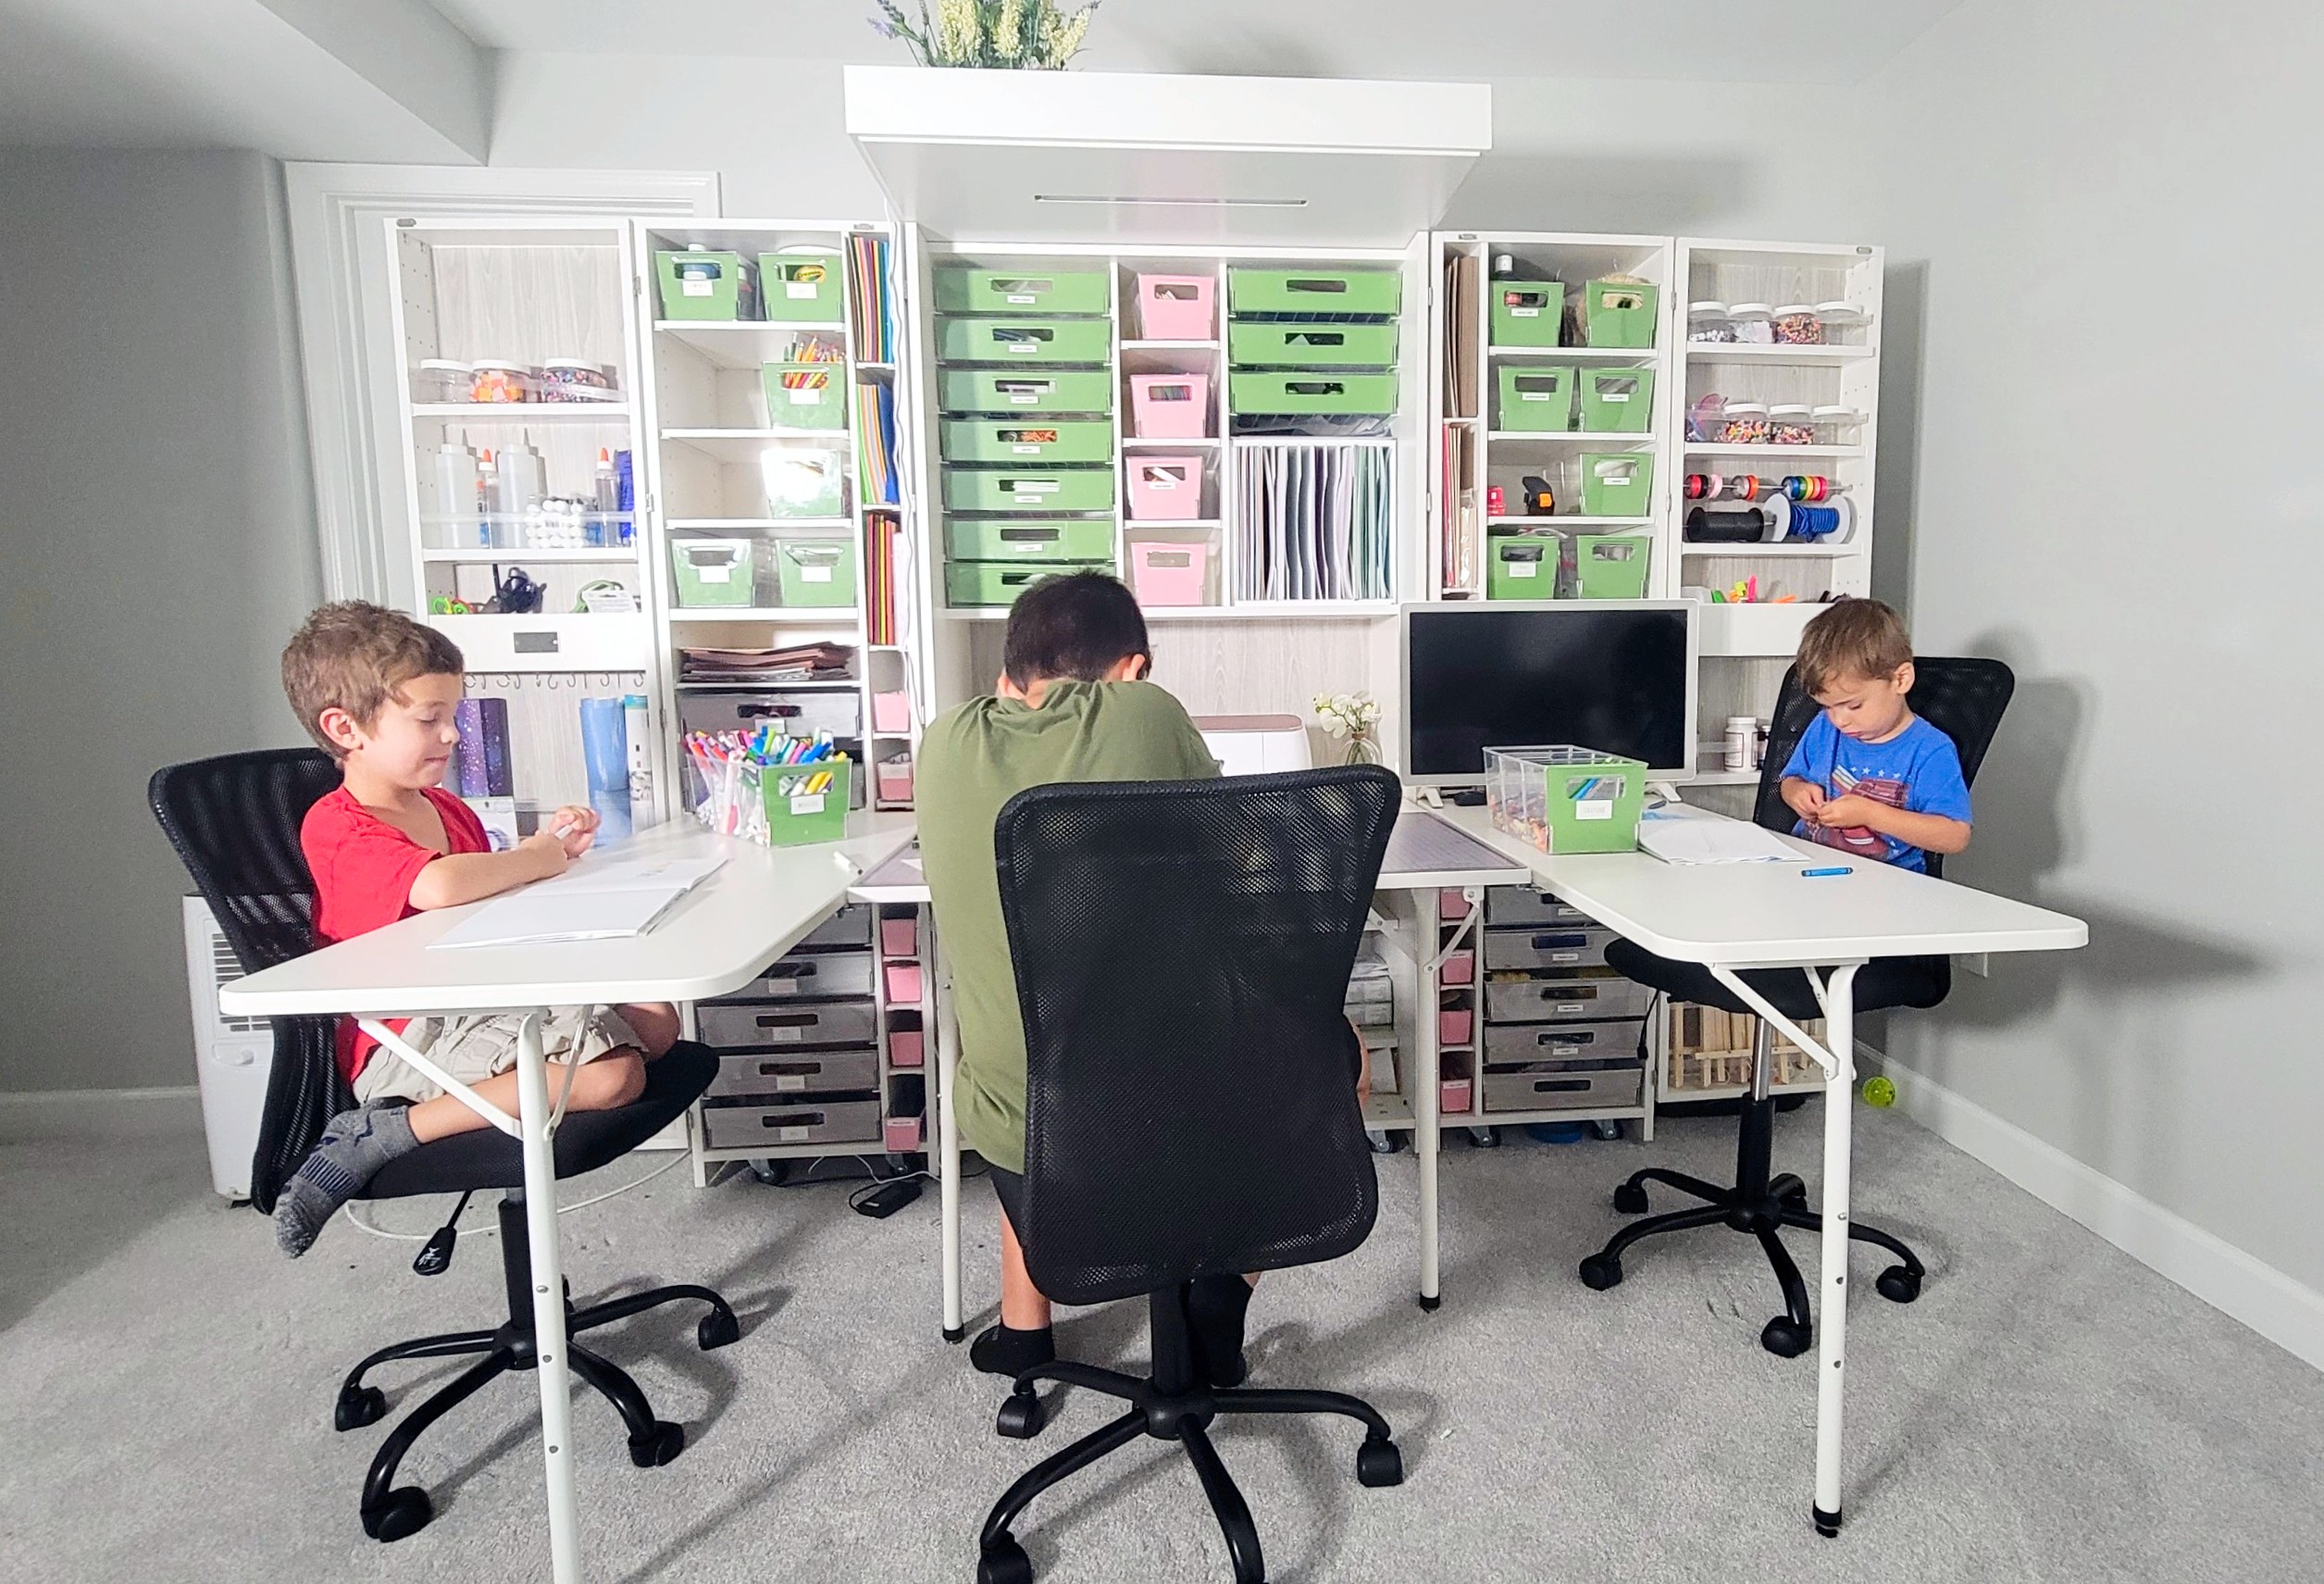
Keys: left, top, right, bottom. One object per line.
{"left": 943, "top": 467, "right": 1116, "bottom": 514}
{"left": 946, "top": 560, "right": 1111, "bottom": 608}
{"left": 1484, "top": 972, "right": 1656, "bottom": 1025}
{"left": 935, "top": 268, "right": 1111, "bottom": 317}
{"left": 942, "top": 418, "right": 1115, "bottom": 465}
{"left": 939, "top": 369, "right": 1115, "bottom": 414}
{"left": 1484, "top": 887, "right": 1594, "bottom": 929}
{"left": 947, "top": 518, "right": 1118, "bottom": 562}
{"left": 798, "top": 903, "right": 873, "bottom": 952}
{"left": 1483, "top": 1018, "right": 1641, "bottom": 1066}
{"left": 701, "top": 1098, "right": 882, "bottom": 1150}
{"left": 678, "top": 689, "right": 862, "bottom": 742}
{"left": 1482, "top": 1060, "right": 1644, "bottom": 1114}
{"left": 1227, "top": 268, "right": 1402, "bottom": 318}
{"left": 1227, "top": 321, "right": 1399, "bottom": 368}
{"left": 716, "top": 950, "right": 875, "bottom": 1002}
{"left": 938, "top": 317, "right": 1112, "bottom": 364}
{"left": 1226, "top": 371, "right": 1397, "bottom": 417}
{"left": 697, "top": 1000, "right": 877, "bottom": 1051}
{"left": 1483, "top": 927, "right": 1616, "bottom": 971}
{"left": 706, "top": 1049, "right": 879, "bottom": 1099}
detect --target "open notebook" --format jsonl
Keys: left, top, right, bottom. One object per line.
{"left": 429, "top": 855, "right": 727, "bottom": 950}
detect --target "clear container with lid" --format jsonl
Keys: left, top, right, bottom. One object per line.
{"left": 414, "top": 359, "right": 471, "bottom": 404}
{"left": 1771, "top": 305, "right": 1824, "bottom": 345}
{"left": 538, "top": 358, "right": 618, "bottom": 403}
{"left": 1768, "top": 404, "right": 1817, "bottom": 445}
{"left": 1686, "top": 301, "right": 1735, "bottom": 343}
{"left": 468, "top": 359, "right": 531, "bottom": 404}
{"left": 1717, "top": 400, "right": 1771, "bottom": 445}
{"left": 1810, "top": 405, "right": 1867, "bottom": 443}
{"left": 1726, "top": 303, "right": 1774, "bottom": 344}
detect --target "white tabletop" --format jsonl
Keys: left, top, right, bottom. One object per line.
{"left": 220, "top": 816, "right": 917, "bottom": 1017}
{"left": 1440, "top": 804, "right": 2088, "bottom": 967}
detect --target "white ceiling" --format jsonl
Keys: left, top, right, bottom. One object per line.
{"left": 429, "top": 0, "right": 1967, "bottom": 86}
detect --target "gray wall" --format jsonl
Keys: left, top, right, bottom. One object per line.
{"left": 1846, "top": 0, "right": 2324, "bottom": 1293}
{"left": 0, "top": 148, "right": 321, "bottom": 1093}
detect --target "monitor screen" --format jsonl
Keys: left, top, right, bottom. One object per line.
{"left": 1401, "top": 601, "right": 1697, "bottom": 780}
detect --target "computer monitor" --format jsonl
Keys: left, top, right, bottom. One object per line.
{"left": 1399, "top": 600, "right": 1698, "bottom": 783}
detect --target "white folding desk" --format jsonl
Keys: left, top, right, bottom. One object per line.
{"left": 849, "top": 813, "right": 1530, "bottom": 1341}
{"left": 218, "top": 816, "right": 915, "bottom": 1584}
{"left": 1437, "top": 802, "right": 2088, "bottom": 1537}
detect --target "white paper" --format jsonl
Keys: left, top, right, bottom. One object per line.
{"left": 429, "top": 855, "right": 726, "bottom": 948}
{"left": 1636, "top": 817, "right": 1797, "bottom": 866}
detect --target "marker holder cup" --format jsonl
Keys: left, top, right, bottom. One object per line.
{"left": 687, "top": 751, "right": 850, "bottom": 848}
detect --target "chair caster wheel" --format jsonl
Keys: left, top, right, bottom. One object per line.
{"left": 995, "top": 1390, "right": 1045, "bottom": 1440}
{"left": 1577, "top": 1253, "right": 1622, "bottom": 1291}
{"left": 698, "top": 1308, "right": 741, "bottom": 1350}
{"left": 334, "top": 1383, "right": 386, "bottom": 1432}
{"left": 1761, "top": 1317, "right": 1813, "bottom": 1358}
{"left": 1875, "top": 1266, "right": 1922, "bottom": 1303}
{"left": 1611, "top": 1182, "right": 1650, "bottom": 1215}
{"left": 1356, "top": 1437, "right": 1404, "bottom": 1488}
{"left": 361, "top": 1486, "right": 432, "bottom": 1541}
{"left": 1466, "top": 1126, "right": 1500, "bottom": 1148}
{"left": 628, "top": 1420, "right": 686, "bottom": 1467}
{"left": 978, "top": 1536, "right": 1033, "bottom": 1584}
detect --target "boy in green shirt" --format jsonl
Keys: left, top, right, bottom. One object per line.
{"left": 917, "top": 572, "right": 1223, "bottom": 1378}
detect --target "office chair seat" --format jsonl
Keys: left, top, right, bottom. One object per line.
{"left": 1601, "top": 938, "right": 1950, "bottom": 1024}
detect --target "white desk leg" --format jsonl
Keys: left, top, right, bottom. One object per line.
{"left": 1813, "top": 963, "right": 1860, "bottom": 1539}
{"left": 511, "top": 1010, "right": 585, "bottom": 1583}
{"left": 933, "top": 938, "right": 964, "bottom": 1343}
{"left": 1415, "top": 889, "right": 1445, "bottom": 1312}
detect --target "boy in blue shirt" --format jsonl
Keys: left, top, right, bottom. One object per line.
{"left": 1779, "top": 599, "right": 1972, "bottom": 872}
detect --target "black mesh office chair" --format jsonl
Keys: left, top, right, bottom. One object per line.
{"left": 975, "top": 767, "right": 1406, "bottom": 1584}
{"left": 1578, "top": 658, "right": 2015, "bottom": 1357}
{"left": 150, "top": 749, "right": 739, "bottom": 1541}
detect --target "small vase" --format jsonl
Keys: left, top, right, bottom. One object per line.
{"left": 1344, "top": 736, "right": 1380, "bottom": 767}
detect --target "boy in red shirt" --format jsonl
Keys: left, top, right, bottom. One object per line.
{"left": 271, "top": 602, "right": 678, "bottom": 1256}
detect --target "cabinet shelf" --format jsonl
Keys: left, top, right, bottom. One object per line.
{"left": 1488, "top": 431, "right": 1657, "bottom": 444}
{"left": 1684, "top": 343, "right": 1873, "bottom": 365}
{"left": 1684, "top": 443, "right": 1863, "bottom": 458}
{"left": 1485, "top": 345, "right": 1659, "bottom": 362}
{"left": 1678, "top": 541, "right": 1863, "bottom": 557}
{"left": 410, "top": 403, "right": 633, "bottom": 421}
{"left": 664, "top": 429, "right": 856, "bottom": 463}
{"left": 653, "top": 320, "right": 849, "bottom": 369}
{"left": 421, "top": 547, "right": 639, "bottom": 563}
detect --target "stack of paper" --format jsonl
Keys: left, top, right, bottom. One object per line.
{"left": 1234, "top": 443, "right": 1394, "bottom": 603}
{"left": 1635, "top": 810, "right": 1799, "bottom": 866}
{"left": 429, "top": 855, "right": 727, "bottom": 950}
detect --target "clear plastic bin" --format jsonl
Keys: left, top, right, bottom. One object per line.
{"left": 1485, "top": 745, "right": 1647, "bottom": 854}
{"left": 1717, "top": 400, "right": 1771, "bottom": 444}
{"left": 1686, "top": 302, "right": 1734, "bottom": 343}
{"left": 538, "top": 358, "right": 618, "bottom": 403}
{"left": 468, "top": 360, "right": 531, "bottom": 404}
{"left": 415, "top": 359, "right": 471, "bottom": 403}
{"left": 1768, "top": 404, "right": 1817, "bottom": 445}
{"left": 1810, "top": 405, "right": 1867, "bottom": 443}
{"left": 1726, "top": 303, "right": 1774, "bottom": 345}
{"left": 1771, "top": 305, "right": 1824, "bottom": 345}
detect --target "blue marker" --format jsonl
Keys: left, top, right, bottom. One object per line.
{"left": 1800, "top": 866, "right": 1851, "bottom": 878}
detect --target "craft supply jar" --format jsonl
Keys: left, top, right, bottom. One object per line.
{"left": 1687, "top": 301, "right": 1735, "bottom": 343}
{"left": 1769, "top": 404, "right": 1817, "bottom": 445}
{"left": 468, "top": 359, "right": 531, "bottom": 403}
{"left": 415, "top": 359, "right": 471, "bottom": 403}
{"left": 538, "top": 358, "right": 616, "bottom": 403}
{"left": 1771, "top": 305, "right": 1824, "bottom": 345}
{"left": 1724, "top": 716, "right": 1758, "bottom": 773}
{"left": 1718, "top": 401, "right": 1771, "bottom": 444}
{"left": 1727, "top": 303, "right": 1774, "bottom": 344}
{"left": 1810, "top": 405, "right": 1866, "bottom": 443}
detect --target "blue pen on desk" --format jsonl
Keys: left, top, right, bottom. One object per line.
{"left": 1801, "top": 866, "right": 1851, "bottom": 878}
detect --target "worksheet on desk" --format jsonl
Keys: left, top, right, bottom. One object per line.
{"left": 429, "top": 855, "right": 727, "bottom": 949}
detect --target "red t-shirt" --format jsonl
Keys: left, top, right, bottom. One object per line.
{"left": 302, "top": 783, "right": 490, "bottom": 1083}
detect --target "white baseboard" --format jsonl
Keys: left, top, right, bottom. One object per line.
{"left": 1861, "top": 1044, "right": 2324, "bottom": 1374}
{"left": 0, "top": 1086, "right": 205, "bottom": 1143}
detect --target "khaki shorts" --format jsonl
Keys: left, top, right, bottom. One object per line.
{"left": 354, "top": 1006, "right": 642, "bottom": 1105}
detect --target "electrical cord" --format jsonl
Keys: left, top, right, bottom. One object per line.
{"left": 341, "top": 1149, "right": 690, "bottom": 1242}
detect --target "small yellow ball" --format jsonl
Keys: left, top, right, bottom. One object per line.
{"left": 1861, "top": 1074, "right": 1897, "bottom": 1108}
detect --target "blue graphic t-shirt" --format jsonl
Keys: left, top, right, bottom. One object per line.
{"left": 1780, "top": 713, "right": 1971, "bottom": 873}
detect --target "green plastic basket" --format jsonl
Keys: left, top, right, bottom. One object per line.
{"left": 1578, "top": 366, "right": 1655, "bottom": 433}
{"left": 1227, "top": 371, "right": 1397, "bottom": 416}
{"left": 1227, "top": 268, "right": 1402, "bottom": 318}
{"left": 938, "top": 318, "right": 1112, "bottom": 364}
{"left": 774, "top": 537, "right": 857, "bottom": 607}
{"left": 934, "top": 268, "right": 1111, "bottom": 316}
{"left": 759, "top": 760, "right": 850, "bottom": 847}
{"left": 672, "top": 538, "right": 757, "bottom": 607}
{"left": 1486, "top": 534, "right": 1563, "bottom": 600}
{"left": 1498, "top": 365, "right": 1578, "bottom": 431}
{"left": 938, "top": 369, "right": 1114, "bottom": 414}
{"left": 756, "top": 251, "right": 845, "bottom": 324}
{"left": 1580, "top": 452, "right": 1655, "bottom": 518}
{"left": 946, "top": 518, "right": 1118, "bottom": 562}
{"left": 655, "top": 250, "right": 759, "bottom": 321}
{"left": 1489, "top": 281, "right": 1565, "bottom": 347}
{"left": 946, "top": 560, "right": 1112, "bottom": 608}
{"left": 941, "top": 418, "right": 1114, "bottom": 465}
{"left": 1226, "top": 322, "right": 1399, "bottom": 368}
{"left": 761, "top": 363, "right": 848, "bottom": 430}
{"left": 1581, "top": 279, "right": 1659, "bottom": 349}
{"left": 1485, "top": 745, "right": 1647, "bottom": 854}
{"left": 1572, "top": 534, "right": 1652, "bottom": 599}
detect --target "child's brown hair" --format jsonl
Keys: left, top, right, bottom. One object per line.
{"left": 281, "top": 601, "right": 465, "bottom": 758}
{"left": 1795, "top": 598, "right": 1914, "bottom": 695}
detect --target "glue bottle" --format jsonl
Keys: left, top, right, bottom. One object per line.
{"left": 476, "top": 448, "right": 513, "bottom": 549}
{"left": 502, "top": 433, "right": 548, "bottom": 547}
{"left": 590, "top": 448, "right": 620, "bottom": 548}
{"left": 430, "top": 441, "right": 479, "bottom": 550}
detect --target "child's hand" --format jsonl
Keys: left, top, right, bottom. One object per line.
{"left": 1817, "top": 793, "right": 1881, "bottom": 830}
{"left": 544, "top": 804, "right": 600, "bottom": 857}
{"left": 520, "top": 828, "right": 574, "bottom": 879}
{"left": 1783, "top": 780, "right": 1828, "bottom": 822}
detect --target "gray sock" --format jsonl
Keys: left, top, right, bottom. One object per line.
{"left": 274, "top": 1104, "right": 420, "bottom": 1258}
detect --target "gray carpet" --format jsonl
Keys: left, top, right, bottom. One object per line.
{"left": 4, "top": 1106, "right": 2319, "bottom": 1584}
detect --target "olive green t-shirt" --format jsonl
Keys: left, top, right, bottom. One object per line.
{"left": 916, "top": 680, "right": 1219, "bottom": 1173}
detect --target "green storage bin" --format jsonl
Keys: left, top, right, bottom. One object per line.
{"left": 1227, "top": 268, "right": 1402, "bottom": 318}
{"left": 1486, "top": 534, "right": 1563, "bottom": 600}
{"left": 943, "top": 467, "right": 1116, "bottom": 514}
{"left": 1225, "top": 322, "right": 1399, "bottom": 368}
{"left": 756, "top": 251, "right": 845, "bottom": 323}
{"left": 774, "top": 537, "right": 858, "bottom": 607}
{"left": 1580, "top": 452, "right": 1655, "bottom": 518}
{"left": 761, "top": 363, "right": 848, "bottom": 430}
{"left": 1498, "top": 365, "right": 1578, "bottom": 431}
{"left": 941, "top": 418, "right": 1114, "bottom": 465}
{"left": 947, "top": 560, "right": 1112, "bottom": 608}
{"left": 761, "top": 450, "right": 846, "bottom": 518}
{"left": 760, "top": 759, "right": 851, "bottom": 848}
{"left": 934, "top": 268, "right": 1111, "bottom": 317}
{"left": 1487, "top": 746, "right": 1647, "bottom": 854}
{"left": 672, "top": 538, "right": 757, "bottom": 607}
{"left": 1578, "top": 367, "right": 1655, "bottom": 433}
{"left": 1228, "top": 371, "right": 1398, "bottom": 417}
{"left": 654, "top": 249, "right": 759, "bottom": 321}
{"left": 1489, "top": 281, "right": 1566, "bottom": 347}
{"left": 947, "top": 518, "right": 1117, "bottom": 562}
{"left": 938, "top": 317, "right": 1112, "bottom": 364}
{"left": 1581, "top": 278, "right": 1659, "bottom": 349}
{"left": 1573, "top": 534, "right": 1651, "bottom": 600}
{"left": 938, "top": 369, "right": 1114, "bottom": 414}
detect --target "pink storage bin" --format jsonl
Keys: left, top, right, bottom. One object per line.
{"left": 1129, "top": 540, "right": 1210, "bottom": 606}
{"left": 1135, "top": 273, "right": 1215, "bottom": 341}
{"left": 872, "top": 691, "right": 912, "bottom": 734}
{"left": 1439, "top": 1007, "right": 1473, "bottom": 1046}
{"left": 1127, "top": 455, "right": 1205, "bottom": 521}
{"left": 1129, "top": 373, "right": 1210, "bottom": 439}
{"left": 1439, "top": 888, "right": 1472, "bottom": 920}
{"left": 1440, "top": 1078, "right": 1474, "bottom": 1116}
{"left": 884, "top": 1115, "right": 924, "bottom": 1153}
{"left": 876, "top": 755, "right": 913, "bottom": 804}
{"left": 884, "top": 962, "right": 923, "bottom": 1005}
{"left": 889, "top": 1029, "right": 925, "bottom": 1068}
{"left": 1441, "top": 948, "right": 1474, "bottom": 986}
{"left": 880, "top": 915, "right": 918, "bottom": 957}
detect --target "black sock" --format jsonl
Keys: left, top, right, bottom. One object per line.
{"left": 1188, "top": 1274, "right": 1255, "bottom": 1389}
{"left": 971, "top": 1323, "right": 1054, "bottom": 1378}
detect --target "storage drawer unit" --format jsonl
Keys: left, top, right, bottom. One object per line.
{"left": 1485, "top": 887, "right": 1596, "bottom": 929}
{"left": 701, "top": 1098, "right": 881, "bottom": 1150}
{"left": 697, "top": 1000, "right": 879, "bottom": 1052}
{"left": 1482, "top": 1060, "right": 1645, "bottom": 1114}
{"left": 1484, "top": 972, "right": 1657, "bottom": 1025}
{"left": 1227, "top": 268, "right": 1403, "bottom": 318}
{"left": 1483, "top": 1018, "right": 1640, "bottom": 1066}
{"left": 706, "top": 1049, "right": 880, "bottom": 1099}
{"left": 947, "top": 518, "right": 1117, "bottom": 562}
{"left": 800, "top": 903, "right": 874, "bottom": 951}
{"left": 1227, "top": 371, "right": 1397, "bottom": 417}
{"left": 938, "top": 317, "right": 1112, "bottom": 364}
{"left": 947, "top": 560, "right": 1112, "bottom": 608}
{"left": 1483, "top": 927, "right": 1617, "bottom": 971}
{"left": 941, "top": 418, "right": 1114, "bottom": 465}
{"left": 716, "top": 950, "right": 876, "bottom": 1002}
{"left": 678, "top": 689, "right": 862, "bottom": 742}
{"left": 1226, "top": 322, "right": 1399, "bottom": 368}
{"left": 935, "top": 268, "right": 1111, "bottom": 317}
{"left": 938, "top": 369, "right": 1115, "bottom": 414}
{"left": 943, "top": 468, "right": 1116, "bottom": 514}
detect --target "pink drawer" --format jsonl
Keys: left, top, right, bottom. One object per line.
{"left": 1127, "top": 455, "right": 1205, "bottom": 521}
{"left": 888, "top": 1029, "right": 924, "bottom": 1068}
{"left": 1440, "top": 1078, "right": 1473, "bottom": 1116}
{"left": 876, "top": 756, "right": 913, "bottom": 804}
{"left": 884, "top": 962, "right": 923, "bottom": 1005}
{"left": 1129, "top": 373, "right": 1210, "bottom": 439}
{"left": 880, "top": 916, "right": 918, "bottom": 957}
{"left": 884, "top": 1115, "right": 924, "bottom": 1153}
{"left": 1439, "top": 888, "right": 1472, "bottom": 920}
{"left": 1129, "top": 539, "right": 1210, "bottom": 606}
{"left": 872, "top": 691, "right": 912, "bottom": 734}
{"left": 1441, "top": 948, "right": 1474, "bottom": 986}
{"left": 1439, "top": 1007, "right": 1473, "bottom": 1046}
{"left": 1134, "top": 273, "right": 1215, "bottom": 340}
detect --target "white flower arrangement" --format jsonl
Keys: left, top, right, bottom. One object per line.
{"left": 1312, "top": 692, "right": 1384, "bottom": 764}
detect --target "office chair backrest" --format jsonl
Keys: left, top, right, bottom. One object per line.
{"left": 1750, "top": 656, "right": 2016, "bottom": 881}
{"left": 149, "top": 748, "right": 350, "bottom": 1213}
{"left": 993, "top": 767, "right": 1401, "bottom": 1306}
